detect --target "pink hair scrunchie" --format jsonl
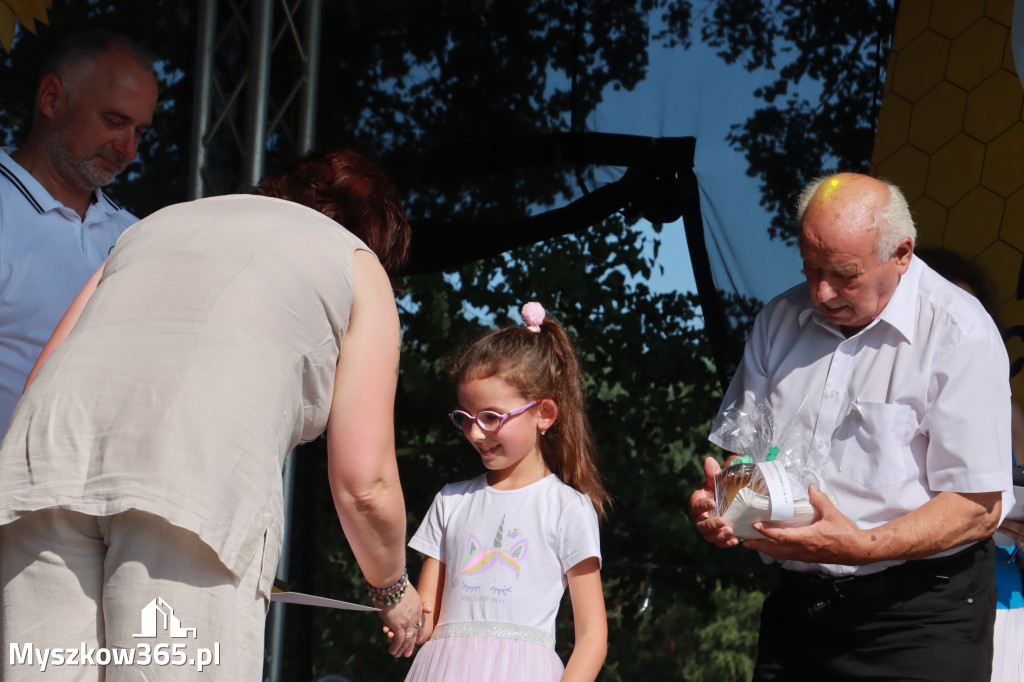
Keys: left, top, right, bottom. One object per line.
{"left": 521, "top": 302, "right": 545, "bottom": 333}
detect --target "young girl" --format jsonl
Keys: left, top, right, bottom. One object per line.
{"left": 401, "top": 302, "right": 610, "bottom": 681}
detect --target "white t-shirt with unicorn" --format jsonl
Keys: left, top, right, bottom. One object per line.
{"left": 410, "top": 473, "right": 601, "bottom": 642}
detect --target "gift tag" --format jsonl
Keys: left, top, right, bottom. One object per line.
{"left": 757, "top": 460, "right": 794, "bottom": 521}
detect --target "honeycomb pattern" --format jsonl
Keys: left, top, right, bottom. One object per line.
{"left": 870, "top": 0, "right": 1024, "bottom": 400}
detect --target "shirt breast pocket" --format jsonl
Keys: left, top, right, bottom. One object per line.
{"left": 835, "top": 401, "right": 914, "bottom": 489}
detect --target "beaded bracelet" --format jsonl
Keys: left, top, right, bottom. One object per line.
{"left": 366, "top": 567, "right": 408, "bottom": 607}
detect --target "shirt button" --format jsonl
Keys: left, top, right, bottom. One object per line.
{"left": 817, "top": 441, "right": 824, "bottom": 449}
{"left": 829, "top": 390, "right": 838, "bottom": 398}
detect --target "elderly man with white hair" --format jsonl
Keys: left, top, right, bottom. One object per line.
{"left": 690, "top": 172, "right": 1012, "bottom": 682}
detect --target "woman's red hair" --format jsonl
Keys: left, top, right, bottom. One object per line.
{"left": 254, "top": 150, "right": 411, "bottom": 279}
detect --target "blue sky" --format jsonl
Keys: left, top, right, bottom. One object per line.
{"left": 587, "top": 15, "right": 809, "bottom": 303}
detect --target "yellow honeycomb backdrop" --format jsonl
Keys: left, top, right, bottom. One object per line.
{"left": 871, "top": 0, "right": 1024, "bottom": 400}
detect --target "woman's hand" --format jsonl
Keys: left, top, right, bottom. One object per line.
{"left": 379, "top": 584, "right": 424, "bottom": 658}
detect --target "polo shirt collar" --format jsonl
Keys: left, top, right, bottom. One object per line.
{"left": 0, "top": 148, "right": 117, "bottom": 216}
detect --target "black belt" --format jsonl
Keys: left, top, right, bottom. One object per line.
{"left": 780, "top": 540, "right": 991, "bottom": 600}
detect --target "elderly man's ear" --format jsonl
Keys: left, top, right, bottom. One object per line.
{"left": 895, "top": 238, "right": 913, "bottom": 273}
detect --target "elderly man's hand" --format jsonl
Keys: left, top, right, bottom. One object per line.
{"left": 740, "top": 484, "right": 867, "bottom": 563}
{"left": 689, "top": 457, "right": 741, "bottom": 548}
{"left": 998, "top": 519, "right": 1024, "bottom": 548}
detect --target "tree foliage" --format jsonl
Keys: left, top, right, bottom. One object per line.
{"left": 660, "top": 0, "right": 893, "bottom": 244}
{"left": 0, "top": 0, "right": 890, "bottom": 241}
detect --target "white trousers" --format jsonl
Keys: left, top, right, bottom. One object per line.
{"left": 1, "top": 509, "right": 270, "bottom": 681}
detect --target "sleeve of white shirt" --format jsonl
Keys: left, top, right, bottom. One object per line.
{"left": 557, "top": 492, "right": 602, "bottom": 573}
{"left": 409, "top": 488, "right": 447, "bottom": 563}
{"left": 922, "top": 321, "right": 1012, "bottom": 496}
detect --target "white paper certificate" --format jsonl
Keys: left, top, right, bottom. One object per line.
{"left": 269, "top": 591, "right": 381, "bottom": 611}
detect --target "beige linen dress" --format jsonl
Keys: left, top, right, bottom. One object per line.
{"left": 0, "top": 194, "right": 369, "bottom": 595}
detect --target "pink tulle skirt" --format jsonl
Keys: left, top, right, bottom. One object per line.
{"left": 405, "top": 622, "right": 564, "bottom": 682}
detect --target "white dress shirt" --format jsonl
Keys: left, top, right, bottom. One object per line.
{"left": 710, "top": 255, "right": 1013, "bottom": 577}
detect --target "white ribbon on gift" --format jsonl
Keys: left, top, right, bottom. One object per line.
{"left": 757, "top": 460, "right": 795, "bottom": 521}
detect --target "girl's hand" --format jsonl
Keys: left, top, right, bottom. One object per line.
{"left": 415, "top": 602, "right": 435, "bottom": 644}
{"left": 379, "top": 584, "right": 423, "bottom": 658}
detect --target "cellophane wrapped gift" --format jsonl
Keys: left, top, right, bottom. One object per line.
{"left": 712, "top": 401, "right": 831, "bottom": 539}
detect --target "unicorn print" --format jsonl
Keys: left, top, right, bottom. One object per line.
{"left": 456, "top": 515, "right": 529, "bottom": 597}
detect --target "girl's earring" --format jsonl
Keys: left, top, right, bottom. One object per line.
{"left": 540, "top": 429, "right": 547, "bottom": 436}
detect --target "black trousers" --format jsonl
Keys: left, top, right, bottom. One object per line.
{"left": 753, "top": 540, "right": 996, "bottom": 682}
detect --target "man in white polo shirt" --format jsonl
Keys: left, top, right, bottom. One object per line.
{"left": 689, "top": 172, "right": 1012, "bottom": 681}
{"left": 0, "top": 30, "right": 158, "bottom": 439}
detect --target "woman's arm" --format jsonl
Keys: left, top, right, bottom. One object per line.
{"left": 325, "top": 249, "right": 421, "bottom": 657}
{"left": 24, "top": 262, "right": 104, "bottom": 389}
{"left": 561, "top": 557, "right": 607, "bottom": 682}
{"left": 414, "top": 557, "right": 444, "bottom": 643}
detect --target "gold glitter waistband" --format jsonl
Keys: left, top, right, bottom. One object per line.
{"left": 432, "top": 621, "right": 555, "bottom": 649}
